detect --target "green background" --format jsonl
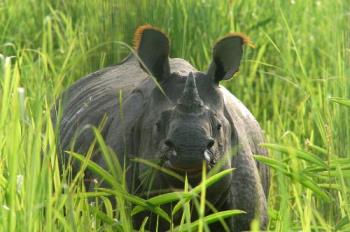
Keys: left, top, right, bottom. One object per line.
{"left": 0, "top": 0, "right": 349, "bottom": 231}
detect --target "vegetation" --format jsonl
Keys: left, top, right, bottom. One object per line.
{"left": 0, "top": 0, "right": 349, "bottom": 231}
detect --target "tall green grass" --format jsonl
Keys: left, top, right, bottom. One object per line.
{"left": 0, "top": 0, "right": 349, "bottom": 231}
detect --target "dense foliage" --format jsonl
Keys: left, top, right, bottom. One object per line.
{"left": 0, "top": 0, "right": 349, "bottom": 231}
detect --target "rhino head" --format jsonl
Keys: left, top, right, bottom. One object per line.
{"left": 163, "top": 73, "right": 217, "bottom": 171}
{"left": 132, "top": 26, "right": 249, "bottom": 191}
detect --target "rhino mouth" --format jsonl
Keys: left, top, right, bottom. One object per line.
{"left": 159, "top": 146, "right": 217, "bottom": 186}
{"left": 162, "top": 160, "right": 210, "bottom": 178}
{"left": 161, "top": 153, "right": 218, "bottom": 182}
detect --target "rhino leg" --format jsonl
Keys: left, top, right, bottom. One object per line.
{"left": 228, "top": 151, "right": 268, "bottom": 231}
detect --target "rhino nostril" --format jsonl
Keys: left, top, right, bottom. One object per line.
{"left": 207, "top": 139, "right": 215, "bottom": 149}
{"left": 165, "top": 139, "right": 175, "bottom": 149}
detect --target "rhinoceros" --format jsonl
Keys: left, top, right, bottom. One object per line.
{"left": 55, "top": 25, "right": 269, "bottom": 231}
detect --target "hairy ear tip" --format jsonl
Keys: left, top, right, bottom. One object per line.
{"left": 216, "top": 32, "right": 256, "bottom": 48}
{"left": 133, "top": 24, "right": 169, "bottom": 50}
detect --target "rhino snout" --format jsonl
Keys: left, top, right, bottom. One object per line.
{"left": 163, "top": 138, "right": 214, "bottom": 172}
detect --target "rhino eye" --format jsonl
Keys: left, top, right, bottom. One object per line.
{"left": 216, "top": 123, "right": 222, "bottom": 130}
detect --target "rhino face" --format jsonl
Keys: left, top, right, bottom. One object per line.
{"left": 138, "top": 75, "right": 232, "bottom": 189}
{"left": 134, "top": 25, "right": 248, "bottom": 189}
{"left": 156, "top": 74, "right": 230, "bottom": 182}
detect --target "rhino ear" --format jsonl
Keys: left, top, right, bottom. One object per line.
{"left": 207, "top": 33, "right": 252, "bottom": 83}
{"left": 134, "top": 25, "right": 170, "bottom": 83}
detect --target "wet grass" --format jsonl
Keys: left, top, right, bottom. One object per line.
{"left": 0, "top": 0, "right": 349, "bottom": 231}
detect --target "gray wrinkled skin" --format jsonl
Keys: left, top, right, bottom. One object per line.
{"left": 55, "top": 30, "right": 269, "bottom": 232}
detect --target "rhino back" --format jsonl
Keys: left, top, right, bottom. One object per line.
{"left": 58, "top": 55, "right": 147, "bottom": 154}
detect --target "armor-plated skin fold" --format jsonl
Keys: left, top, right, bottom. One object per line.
{"left": 54, "top": 25, "right": 269, "bottom": 232}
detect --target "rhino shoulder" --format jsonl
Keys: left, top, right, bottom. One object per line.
{"left": 220, "top": 86, "right": 263, "bottom": 139}
{"left": 220, "top": 86, "right": 269, "bottom": 197}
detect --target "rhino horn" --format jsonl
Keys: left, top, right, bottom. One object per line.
{"left": 176, "top": 73, "right": 204, "bottom": 113}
